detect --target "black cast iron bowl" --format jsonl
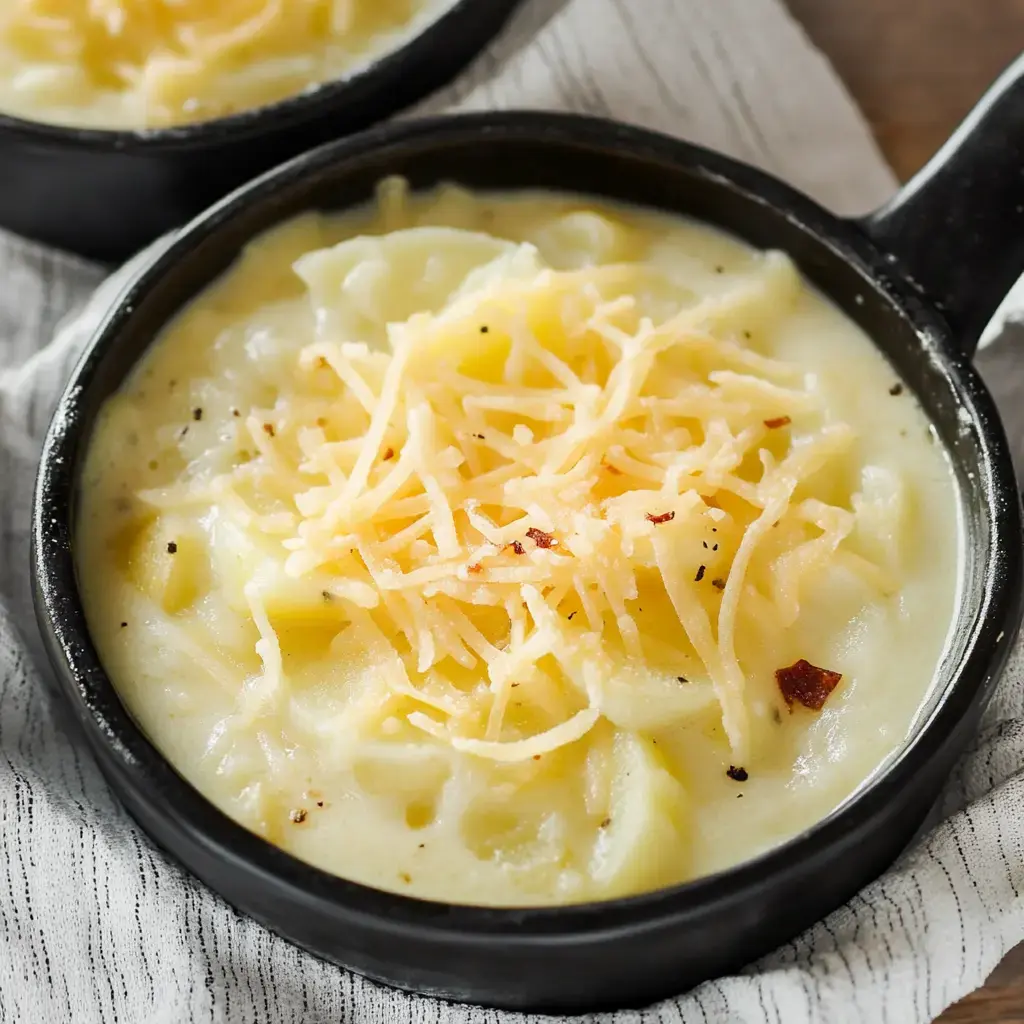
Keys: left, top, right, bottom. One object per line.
{"left": 30, "top": 57, "right": 1024, "bottom": 1014}
{"left": 0, "top": 0, "right": 520, "bottom": 263}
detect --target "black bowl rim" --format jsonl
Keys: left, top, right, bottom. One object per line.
{"left": 0, "top": 0, "right": 518, "bottom": 149}
{"left": 33, "top": 109, "right": 1024, "bottom": 944}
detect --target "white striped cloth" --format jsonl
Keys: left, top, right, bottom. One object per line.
{"left": 2, "top": 1, "right": 1022, "bottom": 1021}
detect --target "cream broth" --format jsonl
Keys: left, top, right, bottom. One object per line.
{"left": 77, "top": 182, "right": 961, "bottom": 906}
{"left": 0, "top": 0, "right": 447, "bottom": 129}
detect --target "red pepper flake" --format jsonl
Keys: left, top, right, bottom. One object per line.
{"left": 726, "top": 765, "right": 748, "bottom": 782}
{"left": 192, "top": 408, "right": 203, "bottom": 421}
{"left": 526, "top": 527, "right": 557, "bottom": 548}
{"left": 600, "top": 817, "right": 612, "bottom": 828}
{"left": 776, "top": 659, "right": 843, "bottom": 711}
{"left": 382, "top": 447, "right": 395, "bottom": 461}
{"left": 532, "top": 754, "right": 542, "bottom": 761}
{"left": 694, "top": 564, "right": 706, "bottom": 582}
{"left": 889, "top": 382, "right": 904, "bottom": 396}
{"left": 711, "top": 578, "right": 726, "bottom": 591}
{"left": 602, "top": 458, "right": 622, "bottom": 476}
{"left": 510, "top": 540, "right": 525, "bottom": 556}
{"left": 262, "top": 423, "right": 275, "bottom": 437}
{"left": 645, "top": 511, "right": 676, "bottom": 525}
{"left": 764, "top": 416, "right": 792, "bottom": 429}
{"left": 289, "top": 808, "right": 307, "bottom": 824}
{"left": 467, "top": 563, "right": 483, "bottom": 574}
{"left": 166, "top": 542, "right": 178, "bottom": 555}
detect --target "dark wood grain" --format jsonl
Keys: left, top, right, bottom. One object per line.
{"left": 783, "top": 2, "right": 1024, "bottom": 1020}
{"left": 785, "top": 0, "right": 1024, "bottom": 182}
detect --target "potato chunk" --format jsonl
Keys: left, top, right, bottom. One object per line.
{"left": 128, "top": 517, "right": 206, "bottom": 613}
{"left": 588, "top": 732, "right": 689, "bottom": 898}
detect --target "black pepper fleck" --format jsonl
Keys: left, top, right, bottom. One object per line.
{"left": 726, "top": 765, "right": 748, "bottom": 782}
{"left": 677, "top": 675, "right": 688, "bottom": 683}
{"left": 568, "top": 611, "right": 577, "bottom": 620}
{"left": 600, "top": 817, "right": 612, "bottom": 828}
{"left": 289, "top": 808, "right": 307, "bottom": 824}
{"left": 694, "top": 564, "right": 706, "bottom": 582}
{"left": 480, "top": 325, "right": 489, "bottom": 334}
{"left": 166, "top": 542, "right": 178, "bottom": 554}
{"left": 192, "top": 408, "right": 203, "bottom": 421}
{"left": 889, "top": 382, "right": 904, "bottom": 396}
{"left": 120, "top": 622, "right": 128, "bottom": 629}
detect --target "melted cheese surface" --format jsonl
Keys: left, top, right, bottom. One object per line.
{"left": 0, "top": 0, "right": 446, "bottom": 128}
{"left": 77, "top": 181, "right": 961, "bottom": 906}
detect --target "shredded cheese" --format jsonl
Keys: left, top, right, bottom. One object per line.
{"left": 129, "top": 228, "right": 896, "bottom": 765}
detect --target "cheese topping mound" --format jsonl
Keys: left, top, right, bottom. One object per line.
{"left": 77, "top": 185, "right": 960, "bottom": 906}
{"left": 136, "top": 232, "right": 873, "bottom": 763}
{"left": 0, "top": 0, "right": 436, "bottom": 127}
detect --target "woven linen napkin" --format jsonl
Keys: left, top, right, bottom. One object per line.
{"left": 2, "top": 1, "right": 1022, "bottom": 1021}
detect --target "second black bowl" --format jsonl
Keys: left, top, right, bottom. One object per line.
{"left": 0, "top": 0, "right": 520, "bottom": 263}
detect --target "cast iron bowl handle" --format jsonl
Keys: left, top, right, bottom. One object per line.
{"left": 858, "top": 54, "right": 1024, "bottom": 357}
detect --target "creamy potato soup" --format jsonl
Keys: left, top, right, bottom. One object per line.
{"left": 77, "top": 181, "right": 961, "bottom": 906}
{"left": 0, "top": 0, "right": 447, "bottom": 128}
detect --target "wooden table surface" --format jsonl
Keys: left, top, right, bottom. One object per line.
{"left": 783, "top": 2, "right": 1024, "bottom": 1019}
